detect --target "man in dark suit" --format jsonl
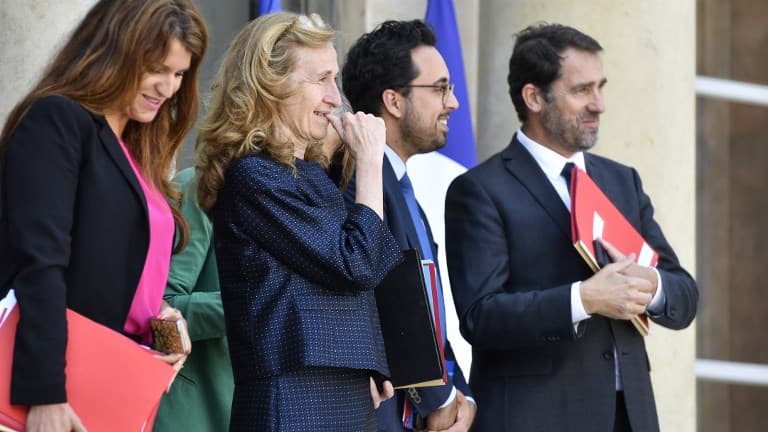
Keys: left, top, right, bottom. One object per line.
{"left": 444, "top": 24, "right": 698, "bottom": 432}
{"left": 343, "top": 20, "right": 476, "bottom": 432}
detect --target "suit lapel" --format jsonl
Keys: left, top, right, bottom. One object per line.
{"left": 501, "top": 135, "right": 571, "bottom": 241}
{"left": 383, "top": 157, "right": 420, "bottom": 251}
{"left": 95, "top": 117, "right": 148, "bottom": 217}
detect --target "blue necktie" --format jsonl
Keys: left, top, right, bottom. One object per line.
{"left": 399, "top": 172, "right": 452, "bottom": 428}
{"left": 399, "top": 173, "right": 447, "bottom": 347}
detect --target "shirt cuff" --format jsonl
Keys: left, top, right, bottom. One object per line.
{"left": 646, "top": 267, "right": 666, "bottom": 313}
{"left": 438, "top": 386, "right": 457, "bottom": 408}
{"left": 571, "top": 281, "right": 591, "bottom": 327}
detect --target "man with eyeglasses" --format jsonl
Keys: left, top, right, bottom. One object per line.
{"left": 444, "top": 24, "right": 698, "bottom": 432}
{"left": 342, "top": 19, "right": 475, "bottom": 432}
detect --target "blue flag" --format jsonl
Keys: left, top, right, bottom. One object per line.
{"left": 425, "top": 0, "right": 477, "bottom": 168}
{"left": 259, "top": 0, "right": 282, "bottom": 15}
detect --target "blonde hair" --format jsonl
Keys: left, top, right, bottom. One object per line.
{"left": 195, "top": 12, "right": 335, "bottom": 212}
{"left": 0, "top": 0, "right": 208, "bottom": 251}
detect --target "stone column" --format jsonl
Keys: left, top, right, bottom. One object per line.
{"left": 476, "top": 1, "right": 697, "bottom": 431}
{"left": 0, "top": 0, "right": 98, "bottom": 125}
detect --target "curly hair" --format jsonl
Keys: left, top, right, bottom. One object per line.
{"left": 0, "top": 0, "right": 208, "bottom": 251}
{"left": 195, "top": 12, "right": 335, "bottom": 212}
{"left": 342, "top": 20, "right": 435, "bottom": 116}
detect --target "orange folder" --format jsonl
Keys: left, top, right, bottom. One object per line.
{"left": 568, "top": 167, "right": 656, "bottom": 336}
{"left": 1, "top": 290, "right": 176, "bottom": 432}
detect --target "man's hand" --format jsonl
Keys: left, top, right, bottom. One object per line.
{"left": 416, "top": 391, "right": 475, "bottom": 432}
{"left": 27, "top": 403, "right": 87, "bottom": 432}
{"left": 419, "top": 396, "right": 458, "bottom": 431}
{"left": 580, "top": 253, "right": 654, "bottom": 320}
{"left": 438, "top": 391, "right": 476, "bottom": 432}
{"left": 600, "top": 239, "right": 658, "bottom": 296}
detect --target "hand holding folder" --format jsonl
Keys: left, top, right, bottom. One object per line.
{"left": 568, "top": 167, "right": 657, "bottom": 336}
{"left": 1, "top": 290, "right": 177, "bottom": 432}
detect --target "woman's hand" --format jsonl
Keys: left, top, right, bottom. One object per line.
{"left": 369, "top": 377, "right": 395, "bottom": 409}
{"left": 154, "top": 302, "right": 191, "bottom": 372}
{"left": 328, "top": 112, "right": 386, "bottom": 218}
{"left": 327, "top": 112, "right": 386, "bottom": 167}
{"left": 26, "top": 403, "right": 87, "bottom": 432}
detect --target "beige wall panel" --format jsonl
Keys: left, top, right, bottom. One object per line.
{"left": 0, "top": 0, "right": 98, "bottom": 125}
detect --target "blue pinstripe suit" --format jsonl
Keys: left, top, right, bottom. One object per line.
{"left": 214, "top": 154, "right": 402, "bottom": 431}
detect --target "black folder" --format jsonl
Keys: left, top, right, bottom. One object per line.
{"left": 375, "top": 249, "right": 445, "bottom": 389}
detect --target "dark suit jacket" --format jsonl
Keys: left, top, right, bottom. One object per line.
{"left": 346, "top": 158, "right": 473, "bottom": 431}
{"left": 0, "top": 96, "right": 153, "bottom": 405}
{"left": 213, "top": 154, "right": 401, "bottom": 387}
{"left": 445, "top": 135, "right": 698, "bottom": 432}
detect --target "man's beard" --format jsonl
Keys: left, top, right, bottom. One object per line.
{"left": 541, "top": 100, "right": 599, "bottom": 153}
{"left": 401, "top": 103, "right": 447, "bottom": 155}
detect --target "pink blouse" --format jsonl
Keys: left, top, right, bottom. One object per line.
{"left": 117, "top": 138, "right": 175, "bottom": 344}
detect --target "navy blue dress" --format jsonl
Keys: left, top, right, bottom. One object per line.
{"left": 213, "top": 154, "right": 401, "bottom": 431}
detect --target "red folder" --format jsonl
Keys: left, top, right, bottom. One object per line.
{"left": 569, "top": 167, "right": 656, "bottom": 336}
{"left": 1, "top": 290, "right": 176, "bottom": 432}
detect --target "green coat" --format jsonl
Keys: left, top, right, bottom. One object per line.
{"left": 154, "top": 168, "right": 233, "bottom": 432}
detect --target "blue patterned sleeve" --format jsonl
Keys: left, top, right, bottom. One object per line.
{"left": 222, "top": 156, "right": 402, "bottom": 292}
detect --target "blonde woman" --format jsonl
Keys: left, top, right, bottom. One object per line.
{"left": 195, "top": 12, "right": 397, "bottom": 431}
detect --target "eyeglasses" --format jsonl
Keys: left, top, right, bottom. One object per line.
{"left": 397, "top": 82, "right": 455, "bottom": 105}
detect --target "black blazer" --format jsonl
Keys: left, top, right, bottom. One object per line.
{"left": 0, "top": 96, "right": 152, "bottom": 405}
{"left": 445, "top": 135, "right": 698, "bottom": 432}
{"left": 347, "top": 158, "right": 473, "bottom": 431}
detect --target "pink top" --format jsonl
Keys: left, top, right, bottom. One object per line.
{"left": 117, "top": 138, "right": 175, "bottom": 344}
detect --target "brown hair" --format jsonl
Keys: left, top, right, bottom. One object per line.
{"left": 195, "top": 12, "right": 335, "bottom": 212}
{"left": 0, "top": 0, "right": 208, "bottom": 251}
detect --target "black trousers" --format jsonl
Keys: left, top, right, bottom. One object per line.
{"left": 614, "top": 391, "right": 631, "bottom": 432}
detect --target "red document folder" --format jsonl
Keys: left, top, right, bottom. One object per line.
{"left": 568, "top": 167, "right": 657, "bottom": 336}
{"left": 1, "top": 290, "right": 176, "bottom": 432}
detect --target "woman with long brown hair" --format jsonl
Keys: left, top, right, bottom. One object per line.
{"left": 0, "top": 1, "right": 207, "bottom": 430}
